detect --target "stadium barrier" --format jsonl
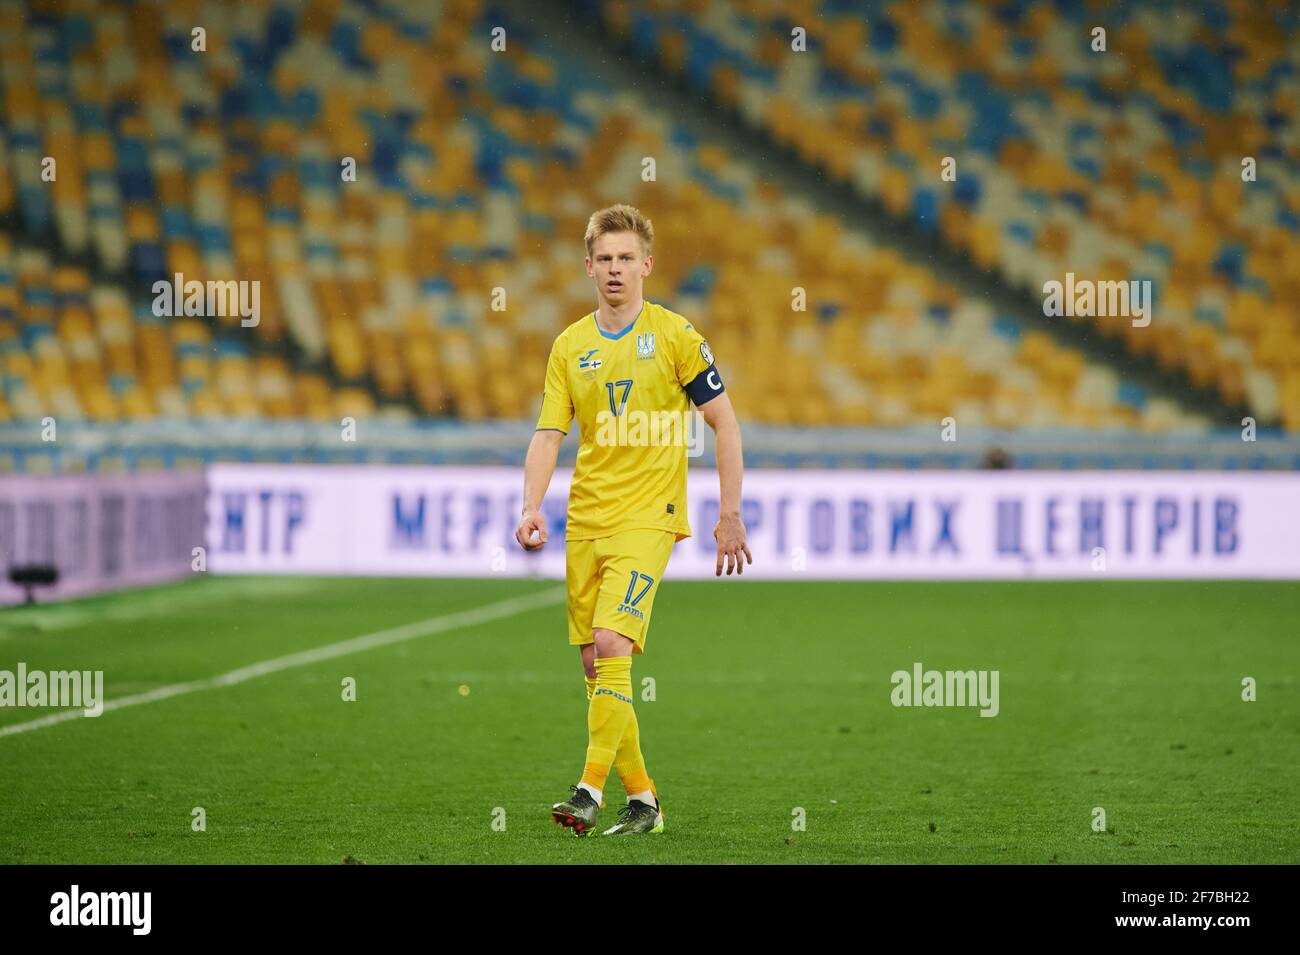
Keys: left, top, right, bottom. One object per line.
{"left": 207, "top": 465, "right": 1300, "bottom": 580}
{"left": 2, "top": 421, "right": 1300, "bottom": 472}
{"left": 0, "top": 471, "right": 207, "bottom": 606}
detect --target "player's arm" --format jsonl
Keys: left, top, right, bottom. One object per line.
{"left": 677, "top": 328, "right": 751, "bottom": 576}
{"left": 517, "top": 428, "right": 564, "bottom": 551}
{"left": 698, "top": 392, "right": 751, "bottom": 576}
{"left": 517, "top": 337, "right": 573, "bottom": 552}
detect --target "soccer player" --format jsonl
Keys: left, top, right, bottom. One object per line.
{"left": 514, "top": 203, "right": 751, "bottom": 836}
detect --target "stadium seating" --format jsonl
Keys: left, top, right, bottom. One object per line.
{"left": 586, "top": 0, "right": 1300, "bottom": 429}
{"left": 0, "top": 0, "right": 1272, "bottom": 429}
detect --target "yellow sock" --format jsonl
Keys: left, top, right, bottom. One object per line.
{"left": 581, "top": 656, "right": 634, "bottom": 792}
{"left": 590, "top": 674, "right": 656, "bottom": 810}
{"left": 614, "top": 707, "right": 653, "bottom": 797}
{"left": 584, "top": 674, "right": 607, "bottom": 807}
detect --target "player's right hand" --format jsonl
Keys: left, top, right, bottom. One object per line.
{"left": 515, "top": 509, "right": 548, "bottom": 551}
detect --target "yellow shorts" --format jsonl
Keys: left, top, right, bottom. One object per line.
{"left": 566, "top": 528, "right": 677, "bottom": 655}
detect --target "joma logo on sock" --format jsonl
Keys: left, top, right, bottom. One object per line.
{"left": 890, "top": 662, "right": 1000, "bottom": 718}
{"left": 594, "top": 687, "right": 632, "bottom": 704}
{"left": 50, "top": 885, "right": 151, "bottom": 935}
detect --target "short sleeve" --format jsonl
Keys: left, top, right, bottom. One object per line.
{"left": 675, "top": 321, "right": 725, "bottom": 406}
{"left": 535, "top": 337, "right": 574, "bottom": 433}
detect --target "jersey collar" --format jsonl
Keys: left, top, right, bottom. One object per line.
{"left": 593, "top": 301, "right": 646, "bottom": 340}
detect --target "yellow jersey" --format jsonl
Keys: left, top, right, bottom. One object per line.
{"left": 535, "top": 300, "right": 726, "bottom": 542}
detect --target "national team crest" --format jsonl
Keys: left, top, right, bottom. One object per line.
{"left": 637, "top": 333, "right": 656, "bottom": 359}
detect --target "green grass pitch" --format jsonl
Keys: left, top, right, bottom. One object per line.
{"left": 1, "top": 575, "right": 1296, "bottom": 864}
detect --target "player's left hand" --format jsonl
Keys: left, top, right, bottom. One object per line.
{"left": 713, "top": 512, "right": 752, "bottom": 577}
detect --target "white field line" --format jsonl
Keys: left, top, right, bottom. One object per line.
{"left": 0, "top": 586, "right": 564, "bottom": 739}
{"left": 0, "top": 577, "right": 335, "bottom": 638}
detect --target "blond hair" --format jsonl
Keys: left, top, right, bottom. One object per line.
{"left": 584, "top": 203, "right": 654, "bottom": 258}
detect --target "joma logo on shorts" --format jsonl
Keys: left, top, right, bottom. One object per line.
{"left": 615, "top": 604, "right": 645, "bottom": 620}
{"left": 594, "top": 687, "right": 632, "bottom": 703}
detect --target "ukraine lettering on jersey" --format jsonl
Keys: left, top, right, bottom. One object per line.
{"left": 536, "top": 301, "right": 726, "bottom": 541}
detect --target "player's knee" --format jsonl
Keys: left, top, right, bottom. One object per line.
{"left": 592, "top": 627, "right": 634, "bottom": 658}
{"left": 579, "top": 643, "right": 597, "bottom": 679}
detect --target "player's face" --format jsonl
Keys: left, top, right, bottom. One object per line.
{"left": 586, "top": 232, "right": 652, "bottom": 308}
